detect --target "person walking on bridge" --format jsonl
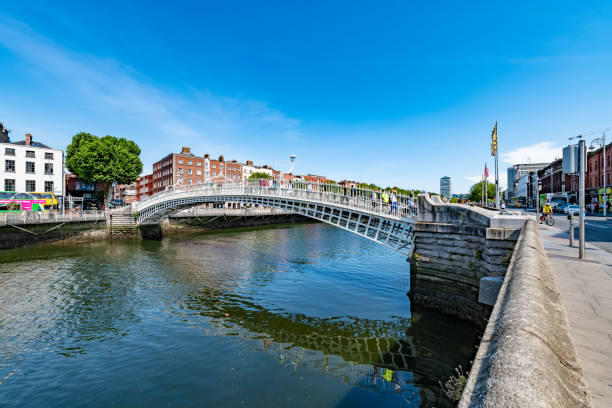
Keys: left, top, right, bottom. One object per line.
{"left": 371, "top": 188, "right": 378, "bottom": 210}
{"left": 381, "top": 190, "right": 389, "bottom": 213}
{"left": 390, "top": 190, "right": 398, "bottom": 215}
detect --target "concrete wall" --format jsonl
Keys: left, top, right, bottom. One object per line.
{"left": 410, "top": 194, "right": 525, "bottom": 323}
{"left": 0, "top": 221, "right": 107, "bottom": 249}
{"left": 459, "top": 220, "right": 592, "bottom": 407}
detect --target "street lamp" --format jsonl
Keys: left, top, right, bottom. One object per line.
{"left": 590, "top": 132, "right": 608, "bottom": 217}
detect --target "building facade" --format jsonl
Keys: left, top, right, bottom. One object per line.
{"left": 506, "top": 163, "right": 549, "bottom": 198}
{"left": 1, "top": 133, "right": 64, "bottom": 197}
{"left": 136, "top": 174, "right": 154, "bottom": 201}
{"left": 440, "top": 176, "right": 451, "bottom": 199}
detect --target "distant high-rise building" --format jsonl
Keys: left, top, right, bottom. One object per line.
{"left": 440, "top": 176, "right": 452, "bottom": 199}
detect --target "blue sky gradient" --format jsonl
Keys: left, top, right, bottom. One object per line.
{"left": 1, "top": 1, "right": 611, "bottom": 192}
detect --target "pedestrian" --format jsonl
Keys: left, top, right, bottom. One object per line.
{"left": 382, "top": 190, "right": 389, "bottom": 212}
{"left": 343, "top": 185, "right": 348, "bottom": 204}
{"left": 371, "top": 188, "right": 377, "bottom": 210}
{"left": 390, "top": 190, "right": 398, "bottom": 215}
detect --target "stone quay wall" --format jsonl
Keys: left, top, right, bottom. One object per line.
{"left": 410, "top": 195, "right": 525, "bottom": 323}
{"left": 0, "top": 220, "right": 108, "bottom": 250}
{"left": 459, "top": 220, "right": 592, "bottom": 407}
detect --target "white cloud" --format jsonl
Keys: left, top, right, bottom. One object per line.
{"left": 464, "top": 175, "right": 482, "bottom": 183}
{"left": 0, "top": 16, "right": 301, "bottom": 169}
{"left": 501, "top": 142, "right": 561, "bottom": 165}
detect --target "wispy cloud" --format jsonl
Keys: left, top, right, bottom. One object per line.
{"left": 0, "top": 16, "right": 301, "bottom": 168}
{"left": 502, "top": 142, "right": 561, "bottom": 165}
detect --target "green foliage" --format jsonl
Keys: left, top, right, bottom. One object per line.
{"left": 439, "top": 365, "right": 468, "bottom": 403}
{"left": 66, "top": 132, "right": 142, "bottom": 185}
{"left": 450, "top": 196, "right": 459, "bottom": 203}
{"left": 248, "top": 172, "right": 273, "bottom": 181}
{"left": 468, "top": 181, "right": 496, "bottom": 202}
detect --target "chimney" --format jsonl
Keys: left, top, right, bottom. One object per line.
{"left": 231, "top": 159, "right": 237, "bottom": 163}
{"left": 246, "top": 160, "right": 253, "bottom": 166}
{"left": 218, "top": 155, "right": 224, "bottom": 161}
{"left": 204, "top": 153, "right": 210, "bottom": 159}
{"left": 181, "top": 146, "right": 190, "bottom": 154}
{"left": 25, "top": 133, "right": 32, "bottom": 145}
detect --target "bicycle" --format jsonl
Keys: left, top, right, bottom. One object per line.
{"left": 540, "top": 213, "right": 554, "bottom": 226}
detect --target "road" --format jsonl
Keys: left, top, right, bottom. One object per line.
{"left": 519, "top": 209, "right": 612, "bottom": 253}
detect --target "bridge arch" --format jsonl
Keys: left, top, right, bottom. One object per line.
{"left": 131, "top": 183, "right": 417, "bottom": 256}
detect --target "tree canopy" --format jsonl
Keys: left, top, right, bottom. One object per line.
{"left": 248, "top": 172, "right": 273, "bottom": 181}
{"left": 66, "top": 132, "right": 143, "bottom": 204}
{"left": 468, "top": 181, "right": 497, "bottom": 202}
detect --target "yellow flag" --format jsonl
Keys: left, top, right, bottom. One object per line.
{"left": 491, "top": 122, "right": 498, "bottom": 156}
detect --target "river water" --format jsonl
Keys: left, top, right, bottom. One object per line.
{"left": 0, "top": 223, "right": 479, "bottom": 407}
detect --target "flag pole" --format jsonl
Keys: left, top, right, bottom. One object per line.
{"left": 485, "top": 163, "right": 488, "bottom": 207}
{"left": 495, "top": 122, "right": 500, "bottom": 209}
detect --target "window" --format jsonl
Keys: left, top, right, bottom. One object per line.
{"left": 178, "top": 159, "right": 183, "bottom": 164}
{"left": 196, "top": 162, "right": 201, "bottom": 166}
{"left": 45, "top": 163, "right": 54, "bottom": 175}
{"left": 5, "top": 160, "right": 15, "bottom": 172}
{"left": 212, "top": 172, "right": 216, "bottom": 177}
{"left": 45, "top": 181, "right": 54, "bottom": 192}
{"left": 188, "top": 169, "right": 192, "bottom": 175}
{"left": 4, "top": 148, "right": 15, "bottom": 156}
{"left": 188, "top": 160, "right": 192, "bottom": 165}
{"left": 26, "top": 180, "right": 36, "bottom": 192}
{"left": 45, "top": 152, "right": 54, "bottom": 160}
{"left": 4, "top": 179, "right": 15, "bottom": 191}
{"left": 178, "top": 168, "right": 183, "bottom": 174}
{"left": 197, "top": 179, "right": 201, "bottom": 184}
{"left": 196, "top": 170, "right": 201, "bottom": 175}
{"left": 26, "top": 162, "right": 35, "bottom": 173}
{"left": 188, "top": 179, "right": 192, "bottom": 185}
{"left": 25, "top": 150, "right": 35, "bottom": 158}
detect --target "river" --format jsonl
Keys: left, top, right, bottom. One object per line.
{"left": 0, "top": 223, "right": 479, "bottom": 407}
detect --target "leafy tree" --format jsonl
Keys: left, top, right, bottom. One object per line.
{"left": 66, "top": 132, "right": 142, "bottom": 207}
{"left": 248, "top": 172, "right": 273, "bottom": 181}
{"left": 468, "top": 181, "right": 496, "bottom": 203}
{"left": 450, "top": 196, "right": 459, "bottom": 203}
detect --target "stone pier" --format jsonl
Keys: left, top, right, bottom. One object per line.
{"left": 409, "top": 194, "right": 525, "bottom": 323}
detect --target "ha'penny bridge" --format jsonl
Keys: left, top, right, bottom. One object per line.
{"left": 130, "top": 182, "right": 418, "bottom": 256}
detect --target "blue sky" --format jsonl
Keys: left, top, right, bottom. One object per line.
{"left": 1, "top": 1, "right": 611, "bottom": 193}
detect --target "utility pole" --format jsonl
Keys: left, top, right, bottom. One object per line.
{"left": 579, "top": 138, "right": 586, "bottom": 259}
{"left": 535, "top": 175, "right": 540, "bottom": 220}
{"left": 605, "top": 132, "right": 608, "bottom": 217}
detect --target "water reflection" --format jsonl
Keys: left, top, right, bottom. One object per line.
{"left": 0, "top": 223, "right": 479, "bottom": 407}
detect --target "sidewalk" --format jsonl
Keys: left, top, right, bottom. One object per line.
{"left": 538, "top": 223, "right": 612, "bottom": 407}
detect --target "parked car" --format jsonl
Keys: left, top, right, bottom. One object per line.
{"left": 563, "top": 204, "right": 580, "bottom": 215}
{"left": 556, "top": 202, "right": 570, "bottom": 213}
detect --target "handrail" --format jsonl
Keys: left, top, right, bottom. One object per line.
{"left": 133, "top": 181, "right": 418, "bottom": 221}
{"left": 0, "top": 210, "right": 107, "bottom": 226}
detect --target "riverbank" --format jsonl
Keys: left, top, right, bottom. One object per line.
{"left": 0, "top": 208, "right": 314, "bottom": 250}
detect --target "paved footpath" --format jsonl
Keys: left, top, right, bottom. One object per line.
{"left": 539, "top": 223, "right": 612, "bottom": 407}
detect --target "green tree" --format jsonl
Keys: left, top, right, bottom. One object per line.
{"left": 468, "top": 181, "right": 496, "bottom": 203}
{"left": 66, "top": 132, "right": 143, "bottom": 207}
{"left": 248, "top": 171, "right": 273, "bottom": 181}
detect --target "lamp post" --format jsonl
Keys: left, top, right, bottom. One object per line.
{"left": 590, "top": 132, "right": 607, "bottom": 217}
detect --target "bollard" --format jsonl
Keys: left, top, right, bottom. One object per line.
{"left": 568, "top": 214, "right": 574, "bottom": 247}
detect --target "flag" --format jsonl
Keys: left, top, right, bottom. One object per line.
{"left": 491, "top": 122, "right": 498, "bottom": 156}
{"left": 484, "top": 163, "right": 489, "bottom": 179}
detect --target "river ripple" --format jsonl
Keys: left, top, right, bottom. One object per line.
{"left": 0, "top": 223, "right": 479, "bottom": 407}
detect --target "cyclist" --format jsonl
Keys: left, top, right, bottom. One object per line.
{"left": 540, "top": 202, "right": 552, "bottom": 223}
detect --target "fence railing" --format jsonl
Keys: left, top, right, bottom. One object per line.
{"left": 134, "top": 181, "right": 418, "bottom": 221}
{"left": 0, "top": 210, "right": 107, "bottom": 226}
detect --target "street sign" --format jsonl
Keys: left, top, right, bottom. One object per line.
{"left": 563, "top": 145, "right": 578, "bottom": 174}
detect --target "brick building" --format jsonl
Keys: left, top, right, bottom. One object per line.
{"left": 136, "top": 174, "right": 153, "bottom": 201}
{"left": 586, "top": 142, "right": 612, "bottom": 190}
{"left": 152, "top": 147, "right": 204, "bottom": 192}
{"left": 112, "top": 182, "right": 137, "bottom": 204}
{"left": 537, "top": 159, "right": 578, "bottom": 195}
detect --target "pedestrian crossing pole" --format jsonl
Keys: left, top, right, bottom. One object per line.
{"left": 491, "top": 122, "right": 500, "bottom": 209}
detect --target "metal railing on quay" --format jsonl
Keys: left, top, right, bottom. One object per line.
{"left": 0, "top": 210, "right": 107, "bottom": 226}
{"left": 134, "top": 181, "right": 418, "bottom": 220}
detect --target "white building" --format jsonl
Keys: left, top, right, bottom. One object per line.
{"left": 440, "top": 176, "right": 452, "bottom": 199}
{"left": 1, "top": 133, "right": 64, "bottom": 197}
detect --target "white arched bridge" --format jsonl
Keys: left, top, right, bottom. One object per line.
{"left": 130, "top": 182, "right": 418, "bottom": 256}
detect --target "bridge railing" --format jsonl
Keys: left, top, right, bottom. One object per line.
{"left": 0, "top": 210, "right": 107, "bottom": 226}
{"left": 134, "top": 181, "right": 418, "bottom": 220}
